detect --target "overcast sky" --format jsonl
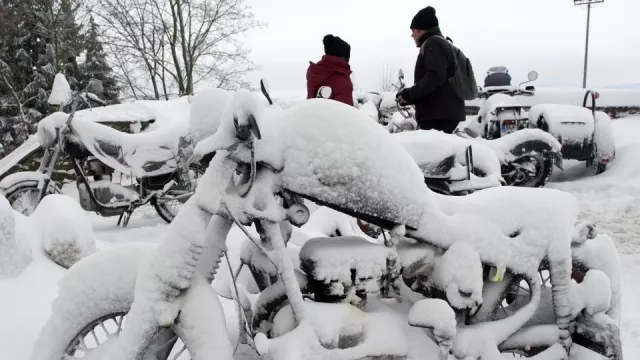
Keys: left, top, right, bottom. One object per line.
{"left": 240, "top": 0, "right": 640, "bottom": 94}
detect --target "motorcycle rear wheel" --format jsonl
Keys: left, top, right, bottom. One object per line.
{"left": 505, "top": 154, "right": 553, "bottom": 188}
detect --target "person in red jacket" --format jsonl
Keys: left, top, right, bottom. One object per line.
{"left": 306, "top": 35, "right": 354, "bottom": 106}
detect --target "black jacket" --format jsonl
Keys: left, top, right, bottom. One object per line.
{"left": 402, "top": 27, "right": 466, "bottom": 126}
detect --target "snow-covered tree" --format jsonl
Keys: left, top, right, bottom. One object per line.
{"left": 79, "top": 16, "right": 119, "bottom": 104}
{"left": 0, "top": 0, "right": 88, "bottom": 157}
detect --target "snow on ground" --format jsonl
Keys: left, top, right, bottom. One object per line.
{"left": 1, "top": 115, "right": 640, "bottom": 359}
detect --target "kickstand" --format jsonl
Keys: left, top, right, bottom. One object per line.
{"left": 117, "top": 213, "right": 124, "bottom": 226}
{"left": 119, "top": 208, "right": 135, "bottom": 228}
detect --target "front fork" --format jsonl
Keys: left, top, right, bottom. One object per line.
{"left": 257, "top": 220, "right": 307, "bottom": 326}
{"left": 36, "top": 146, "right": 61, "bottom": 201}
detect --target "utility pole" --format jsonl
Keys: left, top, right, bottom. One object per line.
{"left": 574, "top": 0, "right": 604, "bottom": 88}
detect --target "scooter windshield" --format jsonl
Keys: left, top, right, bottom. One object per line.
{"left": 254, "top": 99, "right": 435, "bottom": 230}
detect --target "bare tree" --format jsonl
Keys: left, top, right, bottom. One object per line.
{"left": 93, "top": 0, "right": 262, "bottom": 100}
{"left": 377, "top": 64, "right": 395, "bottom": 92}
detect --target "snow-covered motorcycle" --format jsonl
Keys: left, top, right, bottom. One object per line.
{"left": 319, "top": 85, "right": 503, "bottom": 196}
{"left": 369, "top": 69, "right": 563, "bottom": 188}
{"left": 528, "top": 90, "right": 616, "bottom": 175}
{"left": 31, "top": 87, "right": 622, "bottom": 360}
{"left": 0, "top": 74, "right": 203, "bottom": 224}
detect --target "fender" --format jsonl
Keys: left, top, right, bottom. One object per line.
{"left": 0, "top": 171, "right": 60, "bottom": 196}
{"left": 508, "top": 139, "right": 563, "bottom": 170}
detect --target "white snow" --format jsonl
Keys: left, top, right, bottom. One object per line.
{"left": 0, "top": 195, "right": 32, "bottom": 279}
{"left": 569, "top": 269, "right": 612, "bottom": 318}
{"left": 392, "top": 129, "right": 502, "bottom": 179}
{"left": 407, "top": 298, "right": 456, "bottom": 355}
{"left": 29, "top": 194, "right": 96, "bottom": 269}
{"left": 188, "top": 87, "right": 232, "bottom": 143}
{"left": 593, "top": 111, "right": 616, "bottom": 160}
{"left": 0, "top": 135, "right": 39, "bottom": 179}
{"left": 48, "top": 73, "right": 72, "bottom": 106}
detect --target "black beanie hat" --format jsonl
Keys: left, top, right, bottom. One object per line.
{"left": 323, "top": 34, "right": 351, "bottom": 61}
{"left": 410, "top": 6, "right": 439, "bottom": 30}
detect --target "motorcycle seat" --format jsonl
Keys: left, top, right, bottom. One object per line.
{"left": 38, "top": 111, "right": 191, "bottom": 178}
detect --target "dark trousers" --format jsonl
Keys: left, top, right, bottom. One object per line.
{"left": 418, "top": 120, "right": 460, "bottom": 134}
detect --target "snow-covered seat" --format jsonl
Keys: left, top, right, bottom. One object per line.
{"left": 38, "top": 112, "right": 191, "bottom": 178}
{"left": 392, "top": 130, "right": 501, "bottom": 180}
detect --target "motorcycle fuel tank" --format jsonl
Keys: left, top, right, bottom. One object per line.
{"left": 253, "top": 99, "right": 438, "bottom": 230}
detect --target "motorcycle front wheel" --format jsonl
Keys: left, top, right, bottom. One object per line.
{"left": 3, "top": 180, "right": 58, "bottom": 215}
{"left": 153, "top": 163, "right": 206, "bottom": 223}
{"left": 63, "top": 312, "right": 192, "bottom": 360}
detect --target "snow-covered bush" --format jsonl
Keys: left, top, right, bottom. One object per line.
{"left": 0, "top": 195, "right": 32, "bottom": 279}
{"left": 30, "top": 194, "right": 96, "bottom": 269}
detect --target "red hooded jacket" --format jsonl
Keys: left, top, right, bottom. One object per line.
{"left": 306, "top": 55, "right": 354, "bottom": 106}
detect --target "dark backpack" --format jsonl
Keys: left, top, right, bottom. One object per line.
{"left": 422, "top": 36, "right": 478, "bottom": 101}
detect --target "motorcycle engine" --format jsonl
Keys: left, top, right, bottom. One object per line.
{"left": 77, "top": 180, "right": 137, "bottom": 216}
{"left": 86, "top": 157, "right": 114, "bottom": 181}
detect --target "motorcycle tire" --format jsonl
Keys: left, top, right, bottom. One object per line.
{"left": 153, "top": 163, "right": 206, "bottom": 223}
{"left": 505, "top": 154, "right": 553, "bottom": 188}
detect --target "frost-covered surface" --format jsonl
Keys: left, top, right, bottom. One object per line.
{"left": 29, "top": 194, "right": 96, "bottom": 269}
{"left": 0, "top": 195, "right": 32, "bottom": 279}
{"left": 594, "top": 111, "right": 616, "bottom": 160}
{"left": 528, "top": 104, "right": 595, "bottom": 143}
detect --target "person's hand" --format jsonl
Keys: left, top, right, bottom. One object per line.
{"left": 396, "top": 90, "right": 409, "bottom": 105}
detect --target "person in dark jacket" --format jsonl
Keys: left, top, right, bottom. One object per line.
{"left": 395, "top": 6, "right": 465, "bottom": 133}
{"left": 306, "top": 35, "right": 354, "bottom": 106}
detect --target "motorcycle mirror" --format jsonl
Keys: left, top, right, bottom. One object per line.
{"left": 398, "top": 69, "right": 405, "bottom": 80}
{"left": 48, "top": 73, "right": 72, "bottom": 106}
{"left": 317, "top": 86, "right": 332, "bottom": 99}
{"left": 527, "top": 70, "right": 539, "bottom": 82}
{"left": 259, "top": 79, "right": 273, "bottom": 105}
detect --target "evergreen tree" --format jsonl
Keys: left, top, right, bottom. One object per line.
{"left": 0, "top": 0, "right": 86, "bottom": 157}
{"left": 79, "top": 16, "right": 119, "bottom": 104}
